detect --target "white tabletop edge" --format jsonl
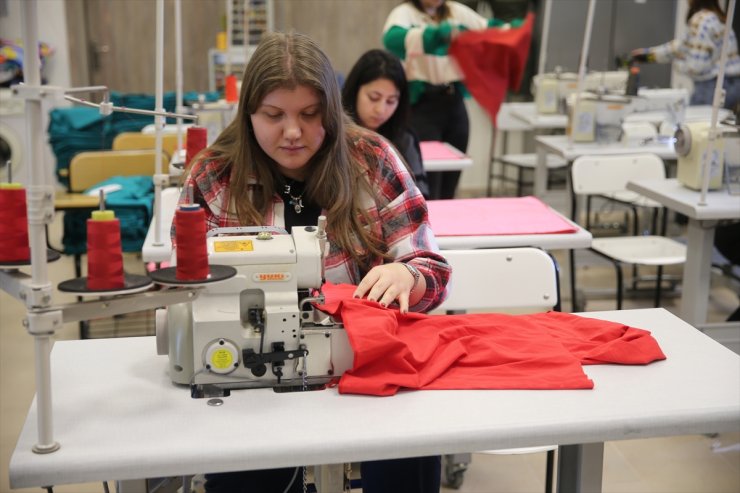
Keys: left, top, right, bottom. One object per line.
{"left": 536, "top": 135, "right": 677, "bottom": 160}
{"left": 9, "top": 308, "right": 740, "bottom": 488}
{"left": 422, "top": 142, "right": 473, "bottom": 172}
{"left": 627, "top": 178, "right": 740, "bottom": 220}
{"left": 435, "top": 208, "right": 592, "bottom": 250}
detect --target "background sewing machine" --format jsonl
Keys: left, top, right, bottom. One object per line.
{"left": 155, "top": 220, "right": 353, "bottom": 398}
{"left": 674, "top": 121, "right": 739, "bottom": 191}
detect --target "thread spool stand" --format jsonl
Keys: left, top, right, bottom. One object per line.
{"left": 147, "top": 264, "right": 236, "bottom": 287}
{"left": 148, "top": 203, "right": 236, "bottom": 286}
{"left": 58, "top": 196, "right": 152, "bottom": 296}
{"left": 0, "top": 250, "right": 61, "bottom": 269}
{"left": 0, "top": 169, "right": 61, "bottom": 269}
{"left": 57, "top": 272, "right": 154, "bottom": 296}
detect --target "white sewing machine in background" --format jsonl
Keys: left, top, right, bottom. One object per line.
{"left": 155, "top": 220, "right": 354, "bottom": 398}
{"left": 674, "top": 122, "right": 739, "bottom": 190}
{"left": 532, "top": 70, "right": 630, "bottom": 114}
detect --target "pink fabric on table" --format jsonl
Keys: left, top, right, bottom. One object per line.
{"left": 427, "top": 196, "right": 578, "bottom": 236}
{"left": 420, "top": 141, "right": 464, "bottom": 161}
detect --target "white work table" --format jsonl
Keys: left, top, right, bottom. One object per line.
{"left": 534, "top": 135, "right": 677, "bottom": 197}
{"left": 627, "top": 178, "right": 740, "bottom": 326}
{"left": 428, "top": 197, "right": 591, "bottom": 250}
{"left": 9, "top": 308, "right": 739, "bottom": 492}
{"left": 510, "top": 102, "right": 568, "bottom": 130}
{"left": 435, "top": 221, "right": 590, "bottom": 250}
{"left": 420, "top": 141, "right": 473, "bottom": 172}
{"left": 623, "top": 105, "right": 732, "bottom": 126}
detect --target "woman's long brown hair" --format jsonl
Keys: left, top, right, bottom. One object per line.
{"left": 193, "top": 31, "right": 388, "bottom": 270}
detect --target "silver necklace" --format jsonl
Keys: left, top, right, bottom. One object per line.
{"left": 283, "top": 181, "right": 304, "bottom": 214}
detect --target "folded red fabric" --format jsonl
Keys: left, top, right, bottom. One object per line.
{"left": 449, "top": 12, "right": 535, "bottom": 124}
{"left": 317, "top": 282, "right": 666, "bottom": 396}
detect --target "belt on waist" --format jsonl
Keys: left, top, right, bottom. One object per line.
{"left": 424, "top": 83, "right": 457, "bottom": 96}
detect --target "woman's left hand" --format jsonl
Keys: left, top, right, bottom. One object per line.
{"left": 353, "top": 263, "right": 417, "bottom": 314}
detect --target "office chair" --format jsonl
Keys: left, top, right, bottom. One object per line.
{"left": 434, "top": 247, "right": 560, "bottom": 491}
{"left": 570, "top": 153, "right": 687, "bottom": 310}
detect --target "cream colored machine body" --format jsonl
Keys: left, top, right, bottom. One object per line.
{"left": 156, "top": 223, "right": 353, "bottom": 397}
{"left": 675, "top": 122, "right": 727, "bottom": 190}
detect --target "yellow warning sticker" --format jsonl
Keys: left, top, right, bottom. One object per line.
{"left": 214, "top": 240, "right": 254, "bottom": 252}
{"left": 210, "top": 349, "right": 234, "bottom": 369}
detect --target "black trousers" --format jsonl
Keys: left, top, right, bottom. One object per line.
{"left": 204, "top": 456, "right": 441, "bottom": 493}
{"left": 714, "top": 222, "right": 740, "bottom": 322}
{"left": 410, "top": 87, "right": 469, "bottom": 200}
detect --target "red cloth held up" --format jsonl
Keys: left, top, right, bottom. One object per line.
{"left": 317, "top": 283, "right": 666, "bottom": 396}
{"left": 449, "top": 12, "right": 535, "bottom": 124}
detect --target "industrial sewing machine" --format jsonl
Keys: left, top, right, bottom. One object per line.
{"left": 673, "top": 121, "right": 739, "bottom": 190}
{"left": 155, "top": 218, "right": 354, "bottom": 398}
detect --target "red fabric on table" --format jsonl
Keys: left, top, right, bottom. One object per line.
{"left": 449, "top": 12, "right": 535, "bottom": 124}
{"left": 317, "top": 283, "right": 666, "bottom": 396}
{"left": 427, "top": 196, "right": 578, "bottom": 237}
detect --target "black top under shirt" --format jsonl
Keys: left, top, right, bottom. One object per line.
{"left": 280, "top": 178, "right": 321, "bottom": 232}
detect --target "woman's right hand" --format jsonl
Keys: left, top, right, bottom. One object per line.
{"left": 630, "top": 48, "right": 653, "bottom": 63}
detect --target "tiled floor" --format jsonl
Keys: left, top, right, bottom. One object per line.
{"left": 1, "top": 204, "right": 739, "bottom": 493}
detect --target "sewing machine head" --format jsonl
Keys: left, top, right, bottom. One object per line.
{"left": 674, "top": 121, "right": 729, "bottom": 191}
{"left": 156, "top": 220, "right": 353, "bottom": 398}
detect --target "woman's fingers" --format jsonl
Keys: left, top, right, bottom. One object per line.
{"left": 353, "top": 264, "right": 415, "bottom": 312}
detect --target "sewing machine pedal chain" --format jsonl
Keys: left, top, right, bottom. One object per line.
{"left": 344, "top": 463, "right": 352, "bottom": 492}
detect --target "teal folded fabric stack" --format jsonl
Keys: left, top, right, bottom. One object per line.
{"left": 47, "top": 107, "right": 111, "bottom": 187}
{"left": 48, "top": 91, "right": 220, "bottom": 186}
{"left": 62, "top": 175, "right": 154, "bottom": 255}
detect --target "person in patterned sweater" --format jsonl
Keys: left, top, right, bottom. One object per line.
{"left": 176, "top": 30, "right": 451, "bottom": 493}
{"left": 631, "top": 0, "right": 740, "bottom": 110}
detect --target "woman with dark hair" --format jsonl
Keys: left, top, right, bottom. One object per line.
{"left": 177, "top": 31, "right": 450, "bottom": 493}
{"left": 631, "top": 0, "right": 740, "bottom": 110}
{"left": 342, "top": 49, "right": 430, "bottom": 198}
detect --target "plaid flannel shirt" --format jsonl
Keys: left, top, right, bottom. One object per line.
{"left": 177, "top": 133, "right": 450, "bottom": 312}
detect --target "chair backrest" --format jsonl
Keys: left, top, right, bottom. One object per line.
{"left": 570, "top": 153, "right": 666, "bottom": 196}
{"left": 140, "top": 123, "right": 194, "bottom": 135}
{"left": 68, "top": 149, "right": 166, "bottom": 192}
{"left": 112, "top": 132, "right": 181, "bottom": 159}
{"left": 435, "top": 247, "right": 560, "bottom": 314}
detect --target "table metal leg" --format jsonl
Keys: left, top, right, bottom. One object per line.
{"left": 314, "top": 464, "right": 345, "bottom": 492}
{"left": 680, "top": 219, "right": 715, "bottom": 326}
{"left": 115, "top": 478, "right": 184, "bottom": 493}
{"left": 557, "top": 443, "right": 604, "bottom": 493}
{"left": 535, "top": 145, "right": 549, "bottom": 197}
{"left": 115, "top": 479, "right": 147, "bottom": 493}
